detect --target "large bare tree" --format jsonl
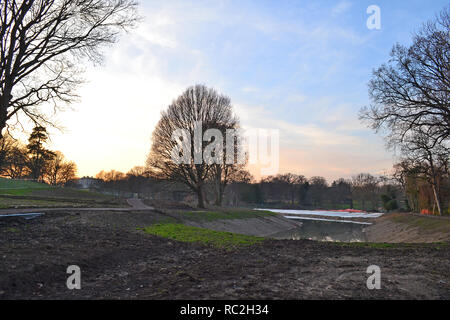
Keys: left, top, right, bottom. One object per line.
{"left": 360, "top": 6, "right": 449, "bottom": 146}
{"left": 0, "top": 0, "right": 138, "bottom": 137}
{"left": 360, "top": 6, "right": 450, "bottom": 215}
{"left": 147, "top": 85, "right": 241, "bottom": 208}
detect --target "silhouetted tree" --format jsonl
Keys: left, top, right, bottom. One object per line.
{"left": 26, "top": 126, "right": 55, "bottom": 181}
{"left": 46, "top": 151, "right": 77, "bottom": 185}
{"left": 360, "top": 6, "right": 449, "bottom": 147}
{"left": 307, "top": 176, "right": 328, "bottom": 207}
{"left": 0, "top": 0, "right": 138, "bottom": 136}
{"left": 351, "top": 173, "right": 379, "bottom": 211}
{"left": 0, "top": 133, "right": 28, "bottom": 178}
{"left": 147, "top": 85, "right": 241, "bottom": 208}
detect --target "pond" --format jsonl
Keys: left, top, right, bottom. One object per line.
{"left": 256, "top": 209, "right": 381, "bottom": 242}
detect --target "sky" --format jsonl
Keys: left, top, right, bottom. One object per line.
{"left": 24, "top": 0, "right": 449, "bottom": 181}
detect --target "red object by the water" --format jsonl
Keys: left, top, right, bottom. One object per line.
{"left": 421, "top": 209, "right": 434, "bottom": 215}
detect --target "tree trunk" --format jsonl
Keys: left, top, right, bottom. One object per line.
{"left": 431, "top": 183, "right": 442, "bottom": 216}
{"left": 0, "top": 92, "right": 13, "bottom": 138}
{"left": 429, "top": 156, "right": 442, "bottom": 216}
{"left": 197, "top": 187, "right": 205, "bottom": 208}
{"left": 215, "top": 188, "right": 224, "bottom": 207}
{"left": 214, "top": 182, "right": 225, "bottom": 207}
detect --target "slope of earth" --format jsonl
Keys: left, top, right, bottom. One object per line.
{"left": 364, "top": 213, "right": 450, "bottom": 243}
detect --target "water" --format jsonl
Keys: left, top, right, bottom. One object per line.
{"left": 257, "top": 209, "right": 378, "bottom": 242}
{"left": 271, "top": 219, "right": 368, "bottom": 242}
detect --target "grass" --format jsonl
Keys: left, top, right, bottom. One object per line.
{"left": 0, "top": 178, "right": 125, "bottom": 208}
{"left": 176, "top": 209, "right": 276, "bottom": 222}
{"left": 0, "top": 178, "right": 52, "bottom": 196}
{"left": 333, "top": 242, "right": 398, "bottom": 249}
{"left": 142, "top": 223, "right": 265, "bottom": 249}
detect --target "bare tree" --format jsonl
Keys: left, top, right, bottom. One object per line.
{"left": 351, "top": 173, "right": 379, "bottom": 211}
{"left": 58, "top": 159, "right": 77, "bottom": 184}
{"left": 329, "top": 178, "right": 352, "bottom": 208}
{"left": 0, "top": 133, "right": 29, "bottom": 178}
{"left": 360, "top": 6, "right": 449, "bottom": 146}
{"left": 147, "top": 85, "right": 240, "bottom": 208}
{"left": 308, "top": 176, "right": 328, "bottom": 208}
{"left": 209, "top": 122, "right": 246, "bottom": 206}
{"left": 0, "top": 0, "right": 138, "bottom": 136}
{"left": 0, "top": 133, "right": 15, "bottom": 169}
{"left": 397, "top": 130, "right": 449, "bottom": 215}
{"left": 46, "top": 150, "right": 77, "bottom": 185}
{"left": 96, "top": 169, "right": 124, "bottom": 182}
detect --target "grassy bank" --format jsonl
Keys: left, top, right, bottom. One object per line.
{"left": 0, "top": 178, "right": 125, "bottom": 208}
{"left": 142, "top": 223, "right": 265, "bottom": 249}
{"left": 0, "top": 178, "right": 51, "bottom": 196}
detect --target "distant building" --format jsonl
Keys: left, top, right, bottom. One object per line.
{"left": 76, "top": 177, "right": 101, "bottom": 189}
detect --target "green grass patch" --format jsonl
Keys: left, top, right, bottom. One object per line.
{"left": 334, "top": 242, "right": 398, "bottom": 249}
{"left": 142, "top": 223, "right": 265, "bottom": 249}
{"left": 177, "top": 209, "right": 276, "bottom": 222}
{"left": 0, "top": 178, "right": 52, "bottom": 196}
{"left": 0, "top": 178, "right": 124, "bottom": 207}
{"left": 0, "top": 178, "right": 51, "bottom": 189}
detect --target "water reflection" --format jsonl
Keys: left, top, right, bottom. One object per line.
{"left": 271, "top": 219, "right": 368, "bottom": 242}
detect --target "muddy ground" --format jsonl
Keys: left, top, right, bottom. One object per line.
{"left": 0, "top": 210, "right": 449, "bottom": 299}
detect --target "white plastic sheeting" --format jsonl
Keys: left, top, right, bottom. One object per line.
{"left": 256, "top": 209, "right": 383, "bottom": 219}
{"left": 283, "top": 216, "right": 373, "bottom": 225}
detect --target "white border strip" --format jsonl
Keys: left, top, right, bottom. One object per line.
{"left": 284, "top": 215, "right": 372, "bottom": 225}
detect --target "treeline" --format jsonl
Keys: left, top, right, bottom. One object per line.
{"left": 0, "top": 126, "right": 77, "bottom": 185}
{"left": 229, "top": 171, "right": 448, "bottom": 213}
{"left": 227, "top": 173, "right": 403, "bottom": 211}
{"left": 90, "top": 168, "right": 449, "bottom": 213}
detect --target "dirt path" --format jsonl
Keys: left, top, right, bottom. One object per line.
{"left": 126, "top": 198, "right": 154, "bottom": 210}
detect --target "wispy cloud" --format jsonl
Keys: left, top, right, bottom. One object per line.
{"left": 331, "top": 1, "right": 353, "bottom": 16}
{"left": 38, "top": 0, "right": 446, "bottom": 179}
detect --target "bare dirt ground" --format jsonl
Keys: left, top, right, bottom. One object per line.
{"left": 0, "top": 209, "right": 449, "bottom": 300}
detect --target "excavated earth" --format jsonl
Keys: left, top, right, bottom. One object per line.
{"left": 0, "top": 209, "right": 449, "bottom": 299}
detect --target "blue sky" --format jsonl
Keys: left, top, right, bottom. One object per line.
{"left": 43, "top": 0, "right": 449, "bottom": 181}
